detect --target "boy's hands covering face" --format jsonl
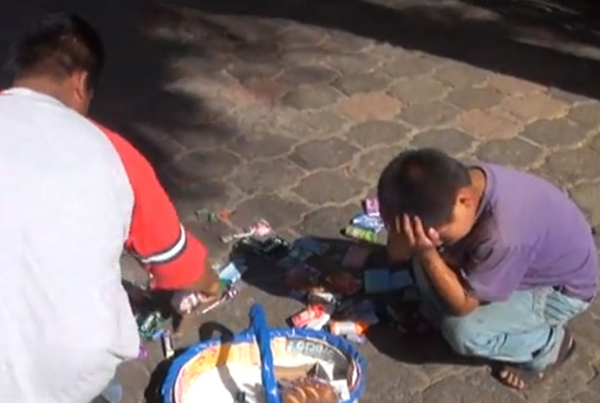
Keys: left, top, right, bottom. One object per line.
{"left": 401, "top": 214, "right": 442, "bottom": 255}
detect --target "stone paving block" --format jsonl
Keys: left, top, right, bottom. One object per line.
{"left": 456, "top": 109, "right": 522, "bottom": 140}
{"left": 569, "top": 182, "right": 600, "bottom": 226}
{"left": 337, "top": 92, "right": 403, "bottom": 122}
{"left": 186, "top": 218, "right": 234, "bottom": 258}
{"left": 332, "top": 72, "right": 391, "bottom": 96}
{"left": 475, "top": 137, "right": 543, "bottom": 168}
{"left": 282, "top": 83, "right": 343, "bottom": 110}
{"left": 389, "top": 76, "right": 449, "bottom": 105}
{"left": 226, "top": 134, "right": 297, "bottom": 160}
{"left": 354, "top": 145, "right": 406, "bottom": 182}
{"left": 171, "top": 180, "right": 247, "bottom": 221}
{"left": 294, "top": 204, "right": 363, "bottom": 239}
{"left": 279, "top": 48, "right": 330, "bottom": 67}
{"left": 421, "top": 373, "right": 527, "bottom": 403}
{"left": 290, "top": 137, "right": 360, "bottom": 170}
{"left": 116, "top": 359, "right": 151, "bottom": 403}
{"left": 323, "top": 53, "right": 380, "bottom": 75}
{"left": 363, "top": 359, "right": 429, "bottom": 402}
{"left": 486, "top": 74, "right": 546, "bottom": 95}
{"left": 590, "top": 133, "right": 600, "bottom": 152}
{"left": 411, "top": 128, "right": 475, "bottom": 155}
{"left": 433, "top": 62, "right": 489, "bottom": 88}
{"left": 292, "top": 170, "right": 368, "bottom": 205}
{"left": 368, "top": 43, "right": 412, "bottom": 61}
{"left": 227, "top": 58, "right": 284, "bottom": 82}
{"left": 398, "top": 101, "right": 460, "bottom": 128}
{"left": 324, "top": 29, "right": 374, "bottom": 53}
{"left": 567, "top": 103, "right": 600, "bottom": 129}
{"left": 540, "top": 147, "right": 600, "bottom": 185}
{"left": 382, "top": 56, "right": 438, "bottom": 79}
{"left": 520, "top": 118, "right": 588, "bottom": 147}
{"left": 548, "top": 87, "right": 592, "bottom": 104}
{"left": 171, "top": 149, "right": 240, "bottom": 179}
{"left": 501, "top": 93, "right": 569, "bottom": 123}
{"left": 344, "top": 120, "right": 411, "bottom": 148}
{"left": 279, "top": 65, "right": 339, "bottom": 86}
{"left": 445, "top": 87, "right": 504, "bottom": 111}
{"left": 212, "top": 82, "right": 262, "bottom": 108}
{"left": 229, "top": 194, "right": 311, "bottom": 229}
{"left": 276, "top": 26, "right": 328, "bottom": 49}
{"left": 231, "top": 158, "right": 305, "bottom": 194}
{"left": 276, "top": 109, "right": 350, "bottom": 139}
{"left": 243, "top": 78, "right": 289, "bottom": 104}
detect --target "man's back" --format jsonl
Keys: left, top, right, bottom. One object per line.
{"left": 465, "top": 163, "right": 598, "bottom": 302}
{"left": 0, "top": 88, "right": 139, "bottom": 403}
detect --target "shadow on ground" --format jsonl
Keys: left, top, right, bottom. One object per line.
{"left": 168, "top": 0, "right": 600, "bottom": 100}
{"left": 0, "top": 0, "right": 238, "bottom": 207}
{"left": 239, "top": 236, "right": 483, "bottom": 369}
{"left": 143, "top": 321, "right": 235, "bottom": 403}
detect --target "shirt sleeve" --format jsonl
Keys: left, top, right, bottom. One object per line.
{"left": 462, "top": 241, "right": 533, "bottom": 302}
{"left": 94, "top": 122, "right": 208, "bottom": 290}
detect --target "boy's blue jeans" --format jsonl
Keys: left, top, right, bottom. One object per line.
{"left": 412, "top": 260, "right": 590, "bottom": 371}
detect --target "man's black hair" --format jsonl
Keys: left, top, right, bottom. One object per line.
{"left": 4, "top": 13, "right": 104, "bottom": 89}
{"left": 377, "top": 148, "right": 471, "bottom": 229}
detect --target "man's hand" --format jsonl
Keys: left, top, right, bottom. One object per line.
{"left": 400, "top": 214, "right": 442, "bottom": 255}
{"left": 187, "top": 267, "right": 222, "bottom": 297}
{"left": 400, "top": 214, "right": 479, "bottom": 316}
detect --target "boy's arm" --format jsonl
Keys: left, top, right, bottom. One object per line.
{"left": 95, "top": 122, "right": 220, "bottom": 295}
{"left": 419, "top": 243, "right": 532, "bottom": 316}
{"left": 418, "top": 250, "right": 479, "bottom": 316}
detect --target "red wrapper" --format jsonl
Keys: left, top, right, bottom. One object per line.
{"left": 326, "top": 272, "right": 361, "bottom": 295}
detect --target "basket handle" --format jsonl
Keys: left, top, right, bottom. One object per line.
{"left": 249, "top": 303, "right": 280, "bottom": 403}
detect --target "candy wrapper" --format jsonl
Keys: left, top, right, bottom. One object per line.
{"left": 220, "top": 219, "right": 272, "bottom": 243}
{"left": 326, "top": 272, "right": 361, "bottom": 295}
{"left": 341, "top": 244, "right": 371, "bottom": 270}
{"left": 171, "top": 290, "right": 214, "bottom": 314}
{"left": 218, "top": 259, "right": 249, "bottom": 285}
{"left": 285, "top": 263, "right": 321, "bottom": 289}
{"left": 364, "top": 197, "right": 380, "bottom": 217}
{"left": 351, "top": 213, "right": 384, "bottom": 233}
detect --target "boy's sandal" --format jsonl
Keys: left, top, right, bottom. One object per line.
{"left": 493, "top": 328, "right": 575, "bottom": 390}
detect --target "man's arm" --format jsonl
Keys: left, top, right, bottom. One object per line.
{"left": 419, "top": 250, "right": 479, "bottom": 316}
{"left": 95, "top": 122, "right": 220, "bottom": 295}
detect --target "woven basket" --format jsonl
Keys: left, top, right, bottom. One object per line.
{"left": 162, "top": 304, "right": 366, "bottom": 403}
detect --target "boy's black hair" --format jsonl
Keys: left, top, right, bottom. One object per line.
{"left": 4, "top": 13, "right": 104, "bottom": 89}
{"left": 377, "top": 148, "right": 471, "bottom": 229}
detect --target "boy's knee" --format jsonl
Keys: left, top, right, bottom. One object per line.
{"left": 441, "top": 315, "right": 489, "bottom": 357}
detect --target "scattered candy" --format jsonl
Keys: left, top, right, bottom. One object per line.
{"left": 341, "top": 244, "right": 372, "bottom": 270}
{"left": 326, "top": 272, "right": 361, "bottom": 295}
{"left": 351, "top": 213, "right": 384, "bottom": 233}
{"left": 218, "top": 259, "right": 248, "bottom": 285}
{"left": 171, "top": 290, "right": 213, "bottom": 314}
{"left": 343, "top": 225, "right": 377, "bottom": 243}
{"left": 364, "top": 197, "right": 380, "bottom": 217}
{"left": 290, "top": 305, "right": 326, "bottom": 328}
{"left": 201, "top": 287, "right": 239, "bottom": 314}
{"left": 162, "top": 331, "right": 175, "bottom": 359}
{"left": 220, "top": 219, "right": 272, "bottom": 243}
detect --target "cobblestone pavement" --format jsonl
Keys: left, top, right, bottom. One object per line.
{"left": 4, "top": 1, "right": 600, "bottom": 402}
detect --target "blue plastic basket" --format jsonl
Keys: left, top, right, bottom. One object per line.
{"left": 162, "top": 304, "right": 367, "bottom": 403}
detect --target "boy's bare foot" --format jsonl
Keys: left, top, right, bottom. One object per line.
{"left": 494, "top": 329, "right": 575, "bottom": 390}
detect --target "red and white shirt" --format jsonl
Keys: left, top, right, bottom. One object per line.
{"left": 0, "top": 87, "right": 207, "bottom": 403}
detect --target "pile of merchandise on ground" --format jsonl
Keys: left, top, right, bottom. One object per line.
{"left": 133, "top": 197, "right": 422, "bottom": 360}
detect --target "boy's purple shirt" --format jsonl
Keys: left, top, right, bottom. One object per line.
{"left": 453, "top": 164, "right": 598, "bottom": 302}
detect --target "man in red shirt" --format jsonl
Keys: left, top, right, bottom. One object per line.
{"left": 0, "top": 12, "right": 220, "bottom": 403}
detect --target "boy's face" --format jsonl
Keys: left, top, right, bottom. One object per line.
{"left": 433, "top": 190, "right": 478, "bottom": 246}
{"left": 384, "top": 188, "right": 478, "bottom": 257}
